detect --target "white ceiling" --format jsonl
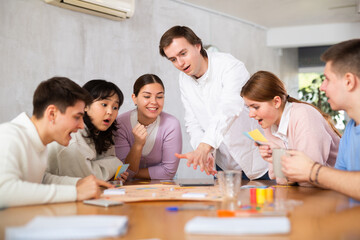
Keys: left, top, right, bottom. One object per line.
{"left": 183, "top": 0, "right": 360, "bottom": 28}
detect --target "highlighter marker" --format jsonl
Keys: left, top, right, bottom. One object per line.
{"left": 166, "top": 205, "right": 215, "bottom": 211}
{"left": 256, "top": 188, "right": 266, "bottom": 205}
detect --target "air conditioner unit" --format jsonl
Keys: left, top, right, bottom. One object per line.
{"left": 45, "top": 0, "right": 135, "bottom": 20}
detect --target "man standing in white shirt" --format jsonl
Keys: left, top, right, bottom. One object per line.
{"left": 0, "top": 77, "right": 113, "bottom": 208}
{"left": 159, "top": 26, "right": 268, "bottom": 180}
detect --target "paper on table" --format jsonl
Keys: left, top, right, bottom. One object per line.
{"left": 182, "top": 193, "right": 207, "bottom": 198}
{"left": 6, "top": 215, "right": 128, "bottom": 240}
{"left": 185, "top": 216, "right": 290, "bottom": 235}
{"left": 103, "top": 188, "right": 126, "bottom": 195}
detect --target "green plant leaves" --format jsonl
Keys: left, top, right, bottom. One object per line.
{"left": 298, "top": 74, "right": 346, "bottom": 129}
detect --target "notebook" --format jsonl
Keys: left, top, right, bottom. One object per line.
{"left": 6, "top": 215, "right": 128, "bottom": 239}
{"left": 185, "top": 216, "right": 290, "bottom": 235}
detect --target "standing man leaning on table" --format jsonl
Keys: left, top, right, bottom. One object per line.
{"left": 159, "top": 26, "right": 268, "bottom": 180}
{"left": 282, "top": 39, "right": 360, "bottom": 200}
{"left": 0, "top": 77, "right": 113, "bottom": 208}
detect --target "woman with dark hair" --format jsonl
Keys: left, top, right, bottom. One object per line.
{"left": 115, "top": 74, "right": 182, "bottom": 180}
{"left": 47, "top": 79, "right": 128, "bottom": 181}
{"left": 241, "top": 71, "right": 340, "bottom": 186}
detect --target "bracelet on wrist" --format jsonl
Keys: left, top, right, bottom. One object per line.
{"left": 309, "top": 162, "right": 319, "bottom": 183}
{"left": 315, "top": 164, "right": 323, "bottom": 185}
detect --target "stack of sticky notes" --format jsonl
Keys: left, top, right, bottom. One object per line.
{"left": 114, "top": 164, "right": 129, "bottom": 180}
{"left": 243, "top": 129, "right": 268, "bottom": 144}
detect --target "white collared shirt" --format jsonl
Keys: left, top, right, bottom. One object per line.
{"left": 271, "top": 102, "right": 293, "bottom": 148}
{"left": 178, "top": 51, "right": 268, "bottom": 179}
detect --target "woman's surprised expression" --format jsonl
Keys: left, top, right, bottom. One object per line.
{"left": 243, "top": 96, "right": 282, "bottom": 129}
{"left": 132, "top": 83, "right": 164, "bottom": 126}
{"left": 85, "top": 93, "right": 120, "bottom": 131}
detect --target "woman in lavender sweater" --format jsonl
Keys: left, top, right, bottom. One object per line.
{"left": 115, "top": 74, "right": 182, "bottom": 180}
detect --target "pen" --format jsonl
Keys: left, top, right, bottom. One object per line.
{"left": 166, "top": 205, "right": 215, "bottom": 211}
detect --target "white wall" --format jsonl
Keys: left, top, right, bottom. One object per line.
{"left": 0, "top": 0, "right": 298, "bottom": 178}
{"left": 267, "top": 22, "right": 360, "bottom": 48}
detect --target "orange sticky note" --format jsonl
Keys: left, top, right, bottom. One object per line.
{"left": 217, "top": 209, "right": 236, "bottom": 217}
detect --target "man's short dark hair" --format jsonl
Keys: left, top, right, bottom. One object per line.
{"left": 321, "top": 39, "right": 360, "bottom": 78}
{"left": 159, "top": 25, "right": 207, "bottom": 58}
{"left": 32, "top": 77, "right": 92, "bottom": 118}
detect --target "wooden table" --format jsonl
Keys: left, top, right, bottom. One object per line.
{"left": 1, "top": 180, "right": 360, "bottom": 240}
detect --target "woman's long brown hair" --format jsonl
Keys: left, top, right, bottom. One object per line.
{"left": 241, "top": 71, "right": 341, "bottom": 137}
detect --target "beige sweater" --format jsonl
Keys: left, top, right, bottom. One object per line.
{"left": 47, "top": 128, "right": 123, "bottom": 181}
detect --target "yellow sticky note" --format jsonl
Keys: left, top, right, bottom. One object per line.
{"left": 114, "top": 165, "right": 122, "bottom": 180}
{"left": 248, "top": 129, "right": 268, "bottom": 142}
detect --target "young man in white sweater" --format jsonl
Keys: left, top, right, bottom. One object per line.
{"left": 0, "top": 77, "right": 113, "bottom": 208}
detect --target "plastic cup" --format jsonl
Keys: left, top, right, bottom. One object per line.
{"left": 217, "top": 170, "right": 242, "bottom": 200}
{"left": 272, "top": 148, "right": 287, "bottom": 178}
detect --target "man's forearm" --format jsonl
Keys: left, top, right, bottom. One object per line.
{"left": 318, "top": 167, "right": 360, "bottom": 200}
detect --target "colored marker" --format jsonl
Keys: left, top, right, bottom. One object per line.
{"left": 166, "top": 205, "right": 215, "bottom": 211}
{"left": 265, "top": 187, "right": 274, "bottom": 203}
{"left": 250, "top": 188, "right": 257, "bottom": 204}
{"left": 256, "top": 188, "right": 266, "bottom": 205}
